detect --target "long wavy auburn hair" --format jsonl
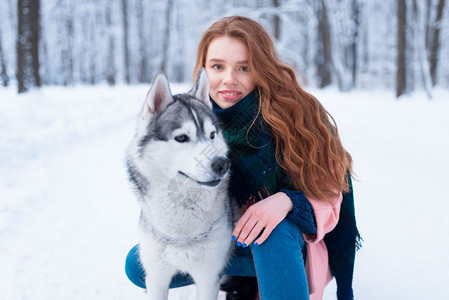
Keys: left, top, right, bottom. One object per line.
{"left": 193, "top": 16, "right": 353, "bottom": 201}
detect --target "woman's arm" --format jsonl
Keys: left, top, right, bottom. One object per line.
{"left": 281, "top": 189, "right": 317, "bottom": 235}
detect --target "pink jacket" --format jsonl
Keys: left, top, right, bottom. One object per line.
{"left": 303, "top": 193, "right": 342, "bottom": 300}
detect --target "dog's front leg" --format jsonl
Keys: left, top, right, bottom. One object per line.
{"left": 144, "top": 270, "right": 173, "bottom": 300}
{"left": 139, "top": 241, "right": 174, "bottom": 300}
{"left": 141, "top": 256, "right": 175, "bottom": 300}
{"left": 190, "top": 269, "right": 221, "bottom": 300}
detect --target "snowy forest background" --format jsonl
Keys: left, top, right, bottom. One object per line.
{"left": 1, "top": 0, "right": 448, "bottom": 96}
{"left": 2, "top": 1, "right": 449, "bottom": 299}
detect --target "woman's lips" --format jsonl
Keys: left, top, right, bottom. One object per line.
{"left": 219, "top": 90, "right": 242, "bottom": 101}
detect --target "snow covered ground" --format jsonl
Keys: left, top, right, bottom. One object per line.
{"left": 1, "top": 84, "right": 448, "bottom": 299}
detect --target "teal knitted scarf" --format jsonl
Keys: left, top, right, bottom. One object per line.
{"left": 212, "top": 91, "right": 289, "bottom": 205}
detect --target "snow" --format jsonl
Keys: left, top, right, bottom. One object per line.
{"left": 1, "top": 84, "right": 448, "bottom": 299}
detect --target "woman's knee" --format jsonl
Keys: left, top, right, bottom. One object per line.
{"left": 125, "top": 245, "right": 146, "bottom": 289}
{"left": 263, "top": 218, "right": 304, "bottom": 247}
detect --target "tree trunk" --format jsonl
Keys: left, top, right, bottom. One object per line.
{"left": 350, "top": 0, "right": 360, "bottom": 88}
{"left": 413, "top": 0, "right": 433, "bottom": 99}
{"left": 429, "top": 0, "right": 445, "bottom": 86}
{"left": 396, "top": 0, "right": 407, "bottom": 97}
{"left": 30, "top": 0, "right": 40, "bottom": 88}
{"left": 160, "top": 0, "right": 174, "bottom": 75}
{"left": 137, "top": 0, "right": 148, "bottom": 83}
{"left": 424, "top": 0, "right": 432, "bottom": 50}
{"left": 62, "top": 0, "right": 74, "bottom": 86}
{"left": 17, "top": 0, "right": 41, "bottom": 93}
{"left": 88, "top": 12, "right": 97, "bottom": 85}
{"left": 122, "top": 0, "right": 130, "bottom": 83}
{"left": 106, "top": 1, "right": 116, "bottom": 85}
{"left": 172, "top": 1, "right": 185, "bottom": 83}
{"left": 315, "top": 0, "right": 332, "bottom": 88}
{"left": 272, "top": 0, "right": 280, "bottom": 41}
{"left": 0, "top": 30, "right": 10, "bottom": 87}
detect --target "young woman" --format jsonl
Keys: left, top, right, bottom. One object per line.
{"left": 126, "top": 16, "right": 361, "bottom": 300}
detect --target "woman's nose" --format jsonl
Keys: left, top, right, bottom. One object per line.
{"left": 223, "top": 70, "right": 237, "bottom": 85}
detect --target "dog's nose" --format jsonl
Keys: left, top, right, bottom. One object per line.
{"left": 211, "top": 157, "right": 230, "bottom": 176}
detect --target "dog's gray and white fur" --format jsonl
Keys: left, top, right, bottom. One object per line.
{"left": 127, "top": 70, "right": 233, "bottom": 300}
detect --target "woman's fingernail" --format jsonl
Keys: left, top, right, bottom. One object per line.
{"left": 231, "top": 235, "right": 236, "bottom": 241}
{"left": 254, "top": 243, "right": 259, "bottom": 247}
{"left": 242, "top": 243, "right": 247, "bottom": 248}
{"left": 237, "top": 241, "right": 242, "bottom": 246}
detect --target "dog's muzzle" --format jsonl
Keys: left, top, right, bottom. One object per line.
{"left": 178, "top": 156, "right": 230, "bottom": 187}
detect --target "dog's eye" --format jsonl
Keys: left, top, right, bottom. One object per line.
{"left": 210, "top": 131, "right": 216, "bottom": 140}
{"left": 175, "top": 134, "right": 190, "bottom": 143}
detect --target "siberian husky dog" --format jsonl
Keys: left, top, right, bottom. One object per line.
{"left": 127, "top": 70, "right": 233, "bottom": 300}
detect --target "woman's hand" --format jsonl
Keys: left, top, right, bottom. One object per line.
{"left": 232, "top": 192, "right": 293, "bottom": 247}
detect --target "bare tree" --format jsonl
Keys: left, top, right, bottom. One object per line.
{"left": 412, "top": 0, "right": 433, "bottom": 98}
{"left": 172, "top": 0, "right": 185, "bottom": 83}
{"left": 272, "top": 0, "right": 281, "bottom": 41}
{"left": 0, "top": 30, "right": 10, "bottom": 87}
{"left": 160, "top": 0, "right": 174, "bottom": 74}
{"left": 315, "top": 0, "right": 332, "bottom": 88}
{"left": 122, "top": 0, "right": 130, "bottom": 83}
{"left": 87, "top": 9, "right": 99, "bottom": 85}
{"left": 61, "top": 0, "right": 74, "bottom": 86}
{"left": 425, "top": 0, "right": 433, "bottom": 49}
{"left": 17, "top": 0, "right": 41, "bottom": 93}
{"left": 429, "top": 0, "right": 445, "bottom": 85}
{"left": 350, "top": 0, "right": 361, "bottom": 88}
{"left": 106, "top": 0, "right": 116, "bottom": 85}
{"left": 396, "top": 0, "right": 407, "bottom": 97}
{"left": 137, "top": 0, "right": 148, "bottom": 83}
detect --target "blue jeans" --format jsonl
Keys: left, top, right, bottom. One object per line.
{"left": 125, "top": 218, "right": 309, "bottom": 300}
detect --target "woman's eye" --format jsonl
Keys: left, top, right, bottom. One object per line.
{"left": 239, "top": 66, "right": 249, "bottom": 72}
{"left": 212, "top": 64, "right": 223, "bottom": 70}
{"left": 210, "top": 131, "right": 216, "bottom": 139}
{"left": 174, "top": 134, "right": 190, "bottom": 143}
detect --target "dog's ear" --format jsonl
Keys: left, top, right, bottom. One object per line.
{"left": 190, "top": 68, "right": 211, "bottom": 109}
{"left": 142, "top": 73, "right": 173, "bottom": 119}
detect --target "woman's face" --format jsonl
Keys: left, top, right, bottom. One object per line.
{"left": 205, "top": 36, "right": 256, "bottom": 109}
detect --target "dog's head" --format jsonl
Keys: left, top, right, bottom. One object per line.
{"left": 129, "top": 70, "right": 230, "bottom": 193}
